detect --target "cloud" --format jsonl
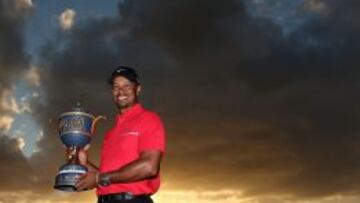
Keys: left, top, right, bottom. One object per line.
{"left": 25, "top": 66, "right": 41, "bottom": 87}
{"left": 58, "top": 9, "right": 76, "bottom": 30}
{"left": 0, "top": 0, "right": 39, "bottom": 192}
{"left": 15, "top": 136, "right": 26, "bottom": 150}
{"left": 153, "top": 190, "right": 245, "bottom": 203}
{"left": 0, "top": 115, "right": 14, "bottom": 133}
{"left": 2, "top": 0, "right": 358, "bottom": 201}
{"left": 15, "top": 0, "right": 33, "bottom": 10}
{"left": 0, "top": 135, "right": 35, "bottom": 191}
{"left": 302, "top": 0, "right": 330, "bottom": 16}
{"left": 0, "top": 190, "right": 95, "bottom": 203}
{"left": 0, "top": 89, "right": 20, "bottom": 114}
{"left": 0, "top": 0, "right": 29, "bottom": 89}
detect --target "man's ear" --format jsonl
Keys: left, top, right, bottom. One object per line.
{"left": 136, "top": 85, "right": 142, "bottom": 96}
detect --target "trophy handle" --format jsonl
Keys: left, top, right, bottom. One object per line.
{"left": 91, "top": 115, "right": 106, "bottom": 134}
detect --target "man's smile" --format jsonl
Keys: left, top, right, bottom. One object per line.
{"left": 117, "top": 95, "right": 128, "bottom": 101}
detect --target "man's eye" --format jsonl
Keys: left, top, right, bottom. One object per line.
{"left": 112, "top": 86, "right": 132, "bottom": 92}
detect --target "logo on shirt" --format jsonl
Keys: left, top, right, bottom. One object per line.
{"left": 122, "top": 131, "right": 140, "bottom": 136}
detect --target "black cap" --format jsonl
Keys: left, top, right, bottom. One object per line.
{"left": 108, "top": 66, "right": 140, "bottom": 86}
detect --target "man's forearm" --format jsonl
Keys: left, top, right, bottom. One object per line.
{"left": 86, "top": 160, "right": 99, "bottom": 173}
{"left": 107, "top": 159, "right": 157, "bottom": 183}
{"left": 105, "top": 155, "right": 160, "bottom": 183}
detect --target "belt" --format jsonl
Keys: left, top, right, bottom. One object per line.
{"left": 98, "top": 192, "right": 148, "bottom": 203}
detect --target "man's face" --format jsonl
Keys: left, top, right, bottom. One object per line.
{"left": 112, "top": 76, "right": 141, "bottom": 110}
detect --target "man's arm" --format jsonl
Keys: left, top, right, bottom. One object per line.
{"left": 75, "top": 150, "right": 162, "bottom": 190}
{"left": 85, "top": 161, "right": 99, "bottom": 172}
{"left": 103, "top": 150, "right": 163, "bottom": 183}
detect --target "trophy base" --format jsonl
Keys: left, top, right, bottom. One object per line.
{"left": 54, "top": 163, "right": 88, "bottom": 192}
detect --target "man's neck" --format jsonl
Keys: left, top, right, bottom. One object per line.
{"left": 118, "top": 103, "right": 138, "bottom": 115}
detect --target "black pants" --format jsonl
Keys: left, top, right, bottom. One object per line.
{"left": 97, "top": 195, "right": 154, "bottom": 203}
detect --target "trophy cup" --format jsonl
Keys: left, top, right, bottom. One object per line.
{"left": 54, "top": 103, "right": 105, "bottom": 192}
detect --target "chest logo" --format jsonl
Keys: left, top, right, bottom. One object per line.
{"left": 121, "top": 131, "right": 140, "bottom": 136}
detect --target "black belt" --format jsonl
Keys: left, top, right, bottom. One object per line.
{"left": 98, "top": 192, "right": 149, "bottom": 203}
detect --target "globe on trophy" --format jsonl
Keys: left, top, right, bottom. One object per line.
{"left": 54, "top": 103, "right": 105, "bottom": 192}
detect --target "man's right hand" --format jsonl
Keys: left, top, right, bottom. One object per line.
{"left": 65, "top": 144, "right": 90, "bottom": 166}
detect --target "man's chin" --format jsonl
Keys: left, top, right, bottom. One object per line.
{"left": 115, "top": 100, "right": 138, "bottom": 110}
{"left": 116, "top": 102, "right": 132, "bottom": 110}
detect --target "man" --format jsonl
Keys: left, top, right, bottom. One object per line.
{"left": 74, "top": 66, "right": 166, "bottom": 203}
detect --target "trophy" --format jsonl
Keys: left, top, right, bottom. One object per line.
{"left": 54, "top": 103, "right": 105, "bottom": 192}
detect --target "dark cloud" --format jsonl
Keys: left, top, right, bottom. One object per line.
{"left": 0, "top": 0, "right": 36, "bottom": 192}
{"left": 0, "top": 135, "right": 34, "bottom": 190}
{"left": 7, "top": 0, "right": 358, "bottom": 201}
{"left": 0, "top": 0, "right": 29, "bottom": 89}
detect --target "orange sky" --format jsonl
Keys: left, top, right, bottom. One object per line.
{"left": 1, "top": 189, "right": 360, "bottom": 203}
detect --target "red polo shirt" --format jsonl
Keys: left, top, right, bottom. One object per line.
{"left": 96, "top": 104, "right": 166, "bottom": 195}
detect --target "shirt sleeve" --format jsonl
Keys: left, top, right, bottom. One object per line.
{"left": 138, "top": 113, "right": 166, "bottom": 153}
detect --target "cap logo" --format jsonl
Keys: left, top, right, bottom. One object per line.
{"left": 116, "top": 68, "right": 126, "bottom": 73}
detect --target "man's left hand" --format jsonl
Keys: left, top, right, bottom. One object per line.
{"left": 75, "top": 171, "right": 97, "bottom": 191}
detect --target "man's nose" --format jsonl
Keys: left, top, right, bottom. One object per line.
{"left": 115, "top": 88, "right": 125, "bottom": 94}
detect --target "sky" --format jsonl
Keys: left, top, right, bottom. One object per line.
{"left": 0, "top": 0, "right": 360, "bottom": 202}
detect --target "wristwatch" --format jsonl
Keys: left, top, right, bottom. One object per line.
{"left": 98, "top": 173, "right": 111, "bottom": 187}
